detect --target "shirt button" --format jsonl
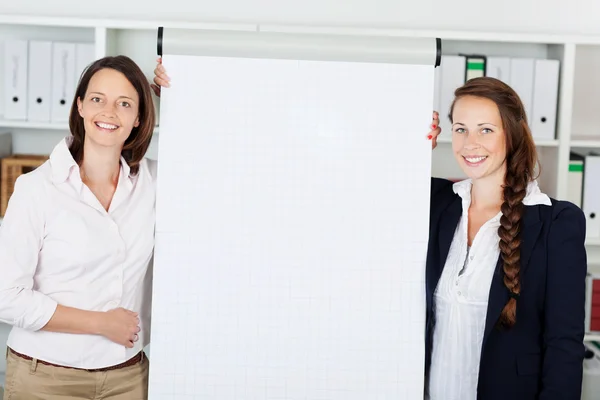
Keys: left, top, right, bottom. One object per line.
{"left": 457, "top": 291, "right": 462, "bottom": 296}
{"left": 470, "top": 255, "right": 474, "bottom": 260}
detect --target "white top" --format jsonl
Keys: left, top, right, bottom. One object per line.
{"left": 0, "top": 136, "right": 156, "bottom": 369}
{"left": 427, "top": 178, "right": 551, "bottom": 400}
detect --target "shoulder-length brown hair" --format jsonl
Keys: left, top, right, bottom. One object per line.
{"left": 448, "top": 76, "right": 540, "bottom": 328}
{"left": 68, "top": 55, "right": 156, "bottom": 175}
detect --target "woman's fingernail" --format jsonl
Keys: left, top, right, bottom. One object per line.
{"left": 427, "top": 135, "right": 433, "bottom": 139}
{"left": 432, "top": 124, "right": 437, "bottom": 129}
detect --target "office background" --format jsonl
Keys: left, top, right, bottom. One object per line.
{"left": 1, "top": 0, "right": 600, "bottom": 397}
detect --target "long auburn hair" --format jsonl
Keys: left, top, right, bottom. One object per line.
{"left": 68, "top": 55, "right": 156, "bottom": 175}
{"left": 448, "top": 77, "right": 539, "bottom": 328}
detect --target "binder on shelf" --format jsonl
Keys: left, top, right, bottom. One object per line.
{"left": 3, "top": 39, "right": 29, "bottom": 120}
{"left": 27, "top": 41, "right": 53, "bottom": 122}
{"left": 438, "top": 55, "right": 466, "bottom": 135}
{"left": 50, "top": 42, "right": 76, "bottom": 123}
{"left": 75, "top": 43, "right": 95, "bottom": 83}
{"left": 485, "top": 56, "right": 511, "bottom": 83}
{"left": 531, "top": 59, "right": 560, "bottom": 140}
{"left": 585, "top": 274, "right": 600, "bottom": 333}
{"left": 462, "top": 54, "right": 486, "bottom": 81}
{"left": 567, "top": 152, "right": 585, "bottom": 208}
{"left": 582, "top": 154, "right": 600, "bottom": 239}
{"left": 509, "top": 58, "right": 535, "bottom": 122}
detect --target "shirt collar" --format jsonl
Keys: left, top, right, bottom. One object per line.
{"left": 49, "top": 136, "right": 80, "bottom": 185}
{"left": 49, "top": 135, "right": 134, "bottom": 188}
{"left": 452, "top": 178, "right": 552, "bottom": 207}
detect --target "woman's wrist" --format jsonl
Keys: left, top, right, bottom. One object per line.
{"left": 88, "top": 309, "right": 106, "bottom": 336}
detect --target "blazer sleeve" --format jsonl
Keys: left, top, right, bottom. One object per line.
{"left": 540, "top": 201, "right": 587, "bottom": 400}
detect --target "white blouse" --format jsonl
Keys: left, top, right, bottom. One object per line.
{"left": 0, "top": 136, "right": 157, "bottom": 369}
{"left": 426, "top": 178, "right": 551, "bottom": 400}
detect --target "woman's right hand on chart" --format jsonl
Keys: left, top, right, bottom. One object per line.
{"left": 151, "top": 57, "right": 170, "bottom": 97}
{"left": 98, "top": 307, "right": 141, "bottom": 348}
{"left": 428, "top": 111, "right": 441, "bottom": 149}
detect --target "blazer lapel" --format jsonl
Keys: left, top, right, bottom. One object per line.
{"left": 481, "top": 205, "right": 543, "bottom": 348}
{"left": 434, "top": 196, "right": 462, "bottom": 287}
{"left": 481, "top": 257, "right": 508, "bottom": 350}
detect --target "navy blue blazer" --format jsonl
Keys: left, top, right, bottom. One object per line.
{"left": 425, "top": 178, "right": 588, "bottom": 400}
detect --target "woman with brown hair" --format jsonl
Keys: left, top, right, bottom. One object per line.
{"left": 0, "top": 55, "right": 157, "bottom": 399}
{"left": 426, "top": 76, "right": 587, "bottom": 400}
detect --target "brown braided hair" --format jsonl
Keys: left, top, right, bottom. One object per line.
{"left": 448, "top": 77, "right": 539, "bottom": 328}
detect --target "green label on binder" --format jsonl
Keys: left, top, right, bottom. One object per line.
{"left": 467, "top": 60, "right": 485, "bottom": 70}
{"left": 569, "top": 163, "right": 583, "bottom": 172}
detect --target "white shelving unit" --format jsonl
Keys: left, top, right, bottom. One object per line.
{"left": 0, "top": 120, "right": 68, "bottom": 130}
{"left": 0, "top": 16, "right": 598, "bottom": 199}
{"left": 0, "top": 17, "right": 598, "bottom": 198}
{"left": 0, "top": 19, "right": 597, "bottom": 241}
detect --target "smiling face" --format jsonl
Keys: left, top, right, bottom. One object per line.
{"left": 451, "top": 95, "right": 507, "bottom": 183}
{"left": 77, "top": 68, "right": 140, "bottom": 150}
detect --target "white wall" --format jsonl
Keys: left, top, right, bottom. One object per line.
{"left": 0, "top": 0, "right": 598, "bottom": 35}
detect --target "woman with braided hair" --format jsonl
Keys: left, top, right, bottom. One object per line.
{"left": 425, "top": 76, "right": 587, "bottom": 400}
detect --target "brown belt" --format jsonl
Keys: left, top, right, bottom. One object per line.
{"left": 9, "top": 348, "right": 144, "bottom": 372}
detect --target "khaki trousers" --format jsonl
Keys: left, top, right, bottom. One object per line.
{"left": 3, "top": 349, "right": 149, "bottom": 400}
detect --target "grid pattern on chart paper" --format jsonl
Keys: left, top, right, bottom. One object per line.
{"left": 148, "top": 55, "right": 433, "bottom": 400}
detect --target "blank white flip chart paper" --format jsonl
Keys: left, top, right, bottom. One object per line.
{"left": 149, "top": 31, "right": 436, "bottom": 400}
